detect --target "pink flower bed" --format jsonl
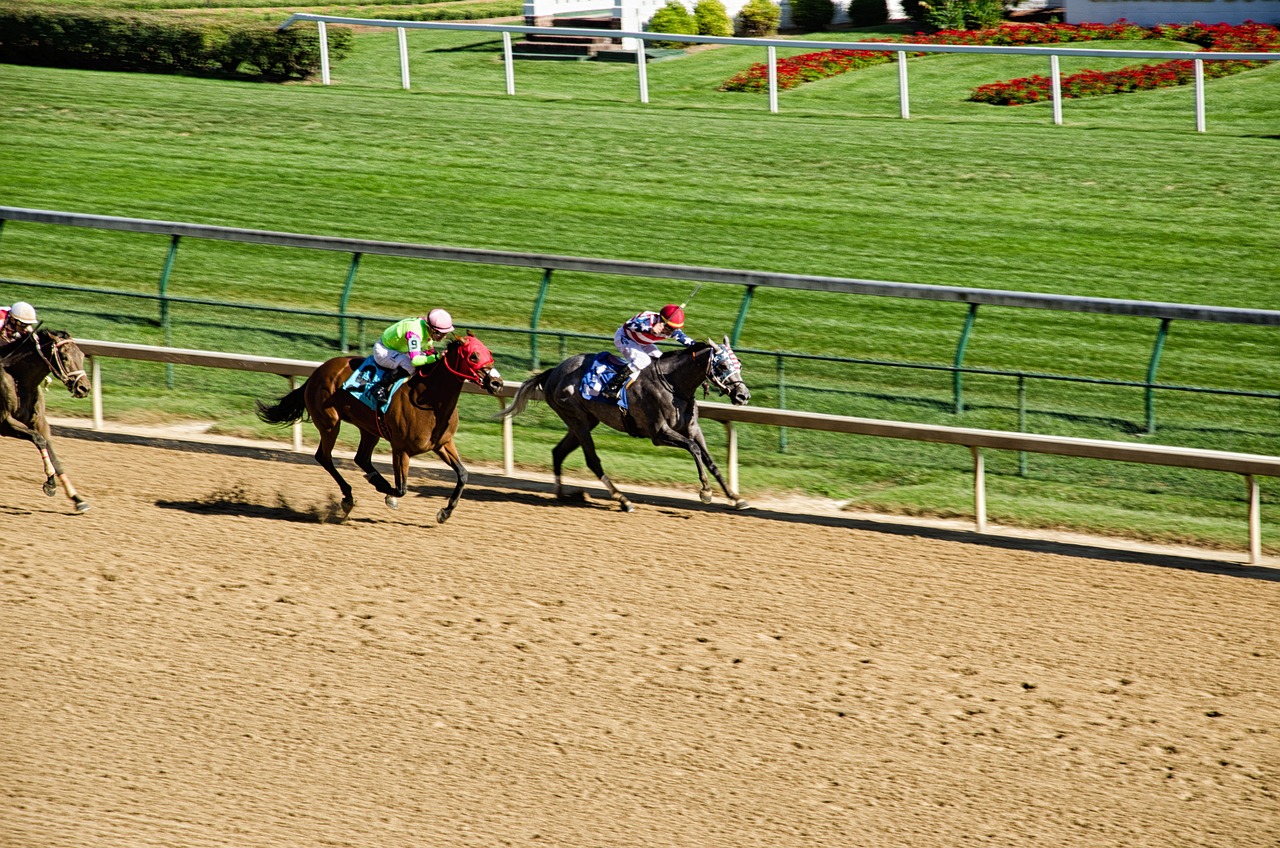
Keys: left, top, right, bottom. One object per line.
{"left": 718, "top": 21, "right": 1280, "bottom": 101}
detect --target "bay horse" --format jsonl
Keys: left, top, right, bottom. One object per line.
{"left": 0, "top": 328, "right": 93, "bottom": 513}
{"left": 497, "top": 337, "right": 751, "bottom": 512}
{"left": 256, "top": 333, "right": 503, "bottom": 524}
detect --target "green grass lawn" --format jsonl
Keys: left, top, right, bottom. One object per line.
{"left": 1, "top": 20, "right": 1278, "bottom": 551}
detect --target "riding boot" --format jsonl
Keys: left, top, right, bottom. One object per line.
{"left": 603, "top": 369, "right": 628, "bottom": 401}
{"left": 616, "top": 371, "right": 640, "bottom": 409}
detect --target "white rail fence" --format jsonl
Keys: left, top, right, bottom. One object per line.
{"left": 75, "top": 340, "right": 1279, "bottom": 564}
{"left": 279, "top": 14, "right": 1280, "bottom": 132}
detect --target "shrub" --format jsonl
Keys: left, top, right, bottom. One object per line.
{"left": 0, "top": 5, "right": 350, "bottom": 80}
{"left": 919, "top": 0, "right": 1005, "bottom": 32}
{"left": 735, "top": 0, "right": 780, "bottom": 37}
{"left": 846, "top": 0, "right": 889, "bottom": 27}
{"left": 788, "top": 0, "right": 834, "bottom": 32}
{"left": 693, "top": 0, "right": 733, "bottom": 37}
{"left": 646, "top": 0, "right": 698, "bottom": 48}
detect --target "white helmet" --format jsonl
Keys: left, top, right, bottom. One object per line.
{"left": 426, "top": 308, "right": 453, "bottom": 334}
{"left": 8, "top": 301, "right": 37, "bottom": 325}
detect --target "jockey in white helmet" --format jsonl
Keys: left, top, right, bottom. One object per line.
{"left": 0, "top": 301, "right": 38, "bottom": 345}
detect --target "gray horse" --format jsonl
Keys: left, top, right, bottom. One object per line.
{"left": 498, "top": 337, "right": 751, "bottom": 512}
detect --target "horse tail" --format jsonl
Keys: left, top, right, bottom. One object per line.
{"left": 256, "top": 383, "right": 310, "bottom": 426}
{"left": 493, "top": 369, "right": 551, "bottom": 420}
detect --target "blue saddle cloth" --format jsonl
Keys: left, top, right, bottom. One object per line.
{"left": 342, "top": 356, "right": 410, "bottom": 414}
{"left": 581, "top": 352, "right": 629, "bottom": 408}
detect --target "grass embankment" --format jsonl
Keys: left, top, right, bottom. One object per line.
{"left": 1, "top": 22, "right": 1277, "bottom": 550}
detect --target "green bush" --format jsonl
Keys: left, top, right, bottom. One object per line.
{"left": 646, "top": 0, "right": 698, "bottom": 48}
{"left": 693, "top": 0, "right": 733, "bottom": 37}
{"left": 734, "top": 0, "right": 780, "bottom": 37}
{"left": 907, "top": 0, "right": 1005, "bottom": 31}
{"left": 846, "top": 0, "right": 888, "bottom": 26}
{"left": 0, "top": 5, "right": 351, "bottom": 79}
{"left": 788, "top": 0, "right": 834, "bottom": 31}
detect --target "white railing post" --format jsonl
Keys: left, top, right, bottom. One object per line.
{"left": 635, "top": 41, "right": 649, "bottom": 104}
{"left": 897, "top": 51, "right": 910, "bottom": 119}
{"left": 90, "top": 356, "right": 103, "bottom": 430}
{"left": 1050, "top": 54, "right": 1062, "bottom": 126}
{"left": 318, "top": 21, "right": 331, "bottom": 86}
{"left": 971, "top": 445, "right": 987, "bottom": 533}
{"left": 398, "top": 27, "right": 410, "bottom": 90}
{"left": 501, "top": 396, "right": 514, "bottom": 476}
{"left": 1194, "top": 58, "right": 1206, "bottom": 133}
{"left": 289, "top": 375, "right": 303, "bottom": 451}
{"left": 767, "top": 46, "right": 778, "bottom": 114}
{"left": 503, "top": 32, "right": 516, "bottom": 95}
{"left": 1246, "top": 474, "right": 1261, "bottom": 565}
{"left": 725, "top": 421, "right": 738, "bottom": 494}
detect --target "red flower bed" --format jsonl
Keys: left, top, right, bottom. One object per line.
{"left": 718, "top": 21, "right": 1280, "bottom": 99}
{"left": 969, "top": 22, "right": 1279, "bottom": 105}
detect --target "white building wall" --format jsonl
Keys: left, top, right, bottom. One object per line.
{"left": 1062, "top": 0, "right": 1280, "bottom": 26}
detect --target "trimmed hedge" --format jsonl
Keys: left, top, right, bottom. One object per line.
{"left": 0, "top": 5, "right": 351, "bottom": 80}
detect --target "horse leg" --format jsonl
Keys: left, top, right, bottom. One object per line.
{"left": 550, "top": 430, "right": 587, "bottom": 502}
{"left": 689, "top": 424, "right": 749, "bottom": 510}
{"left": 432, "top": 440, "right": 467, "bottom": 524}
{"left": 385, "top": 448, "right": 412, "bottom": 511}
{"left": 577, "top": 429, "right": 632, "bottom": 513}
{"left": 35, "top": 422, "right": 90, "bottom": 513}
{"left": 312, "top": 420, "right": 355, "bottom": 522}
{"left": 2, "top": 413, "right": 80, "bottom": 510}
{"left": 353, "top": 429, "right": 395, "bottom": 504}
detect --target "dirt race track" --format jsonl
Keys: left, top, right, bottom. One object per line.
{"left": 2, "top": 432, "right": 1278, "bottom": 848}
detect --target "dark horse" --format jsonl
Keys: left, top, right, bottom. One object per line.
{"left": 497, "top": 337, "right": 751, "bottom": 512}
{"left": 256, "top": 334, "right": 503, "bottom": 524}
{"left": 0, "top": 328, "right": 93, "bottom": 513}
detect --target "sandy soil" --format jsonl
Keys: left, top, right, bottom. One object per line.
{"left": 2, "top": 433, "right": 1278, "bottom": 848}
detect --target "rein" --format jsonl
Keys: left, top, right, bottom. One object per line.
{"left": 37, "top": 334, "right": 87, "bottom": 386}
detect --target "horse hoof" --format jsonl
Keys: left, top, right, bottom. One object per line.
{"left": 385, "top": 496, "right": 399, "bottom": 510}
{"left": 437, "top": 507, "right": 452, "bottom": 524}
{"left": 43, "top": 478, "right": 57, "bottom": 497}
{"left": 619, "top": 499, "right": 634, "bottom": 513}
{"left": 733, "top": 499, "right": 751, "bottom": 511}
{"left": 328, "top": 498, "right": 354, "bottom": 523}
{"left": 699, "top": 489, "right": 714, "bottom": 505}
{"left": 74, "top": 499, "right": 91, "bottom": 514}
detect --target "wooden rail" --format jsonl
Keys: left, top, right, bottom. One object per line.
{"left": 77, "top": 340, "right": 1278, "bottom": 563}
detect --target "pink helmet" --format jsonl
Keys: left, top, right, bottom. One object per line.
{"left": 659, "top": 304, "right": 685, "bottom": 329}
{"left": 426, "top": 308, "right": 454, "bottom": 334}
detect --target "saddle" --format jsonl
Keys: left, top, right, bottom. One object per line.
{"left": 581, "top": 352, "right": 629, "bottom": 404}
{"left": 342, "top": 356, "right": 411, "bottom": 414}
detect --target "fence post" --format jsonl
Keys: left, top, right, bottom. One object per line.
{"left": 1145, "top": 317, "right": 1171, "bottom": 435}
{"left": 767, "top": 46, "right": 779, "bottom": 114}
{"left": 635, "top": 41, "right": 649, "bottom": 104}
{"left": 158, "top": 234, "right": 180, "bottom": 388}
{"left": 289, "top": 375, "right": 303, "bottom": 451}
{"left": 725, "top": 421, "right": 738, "bottom": 495}
{"left": 1018, "top": 373, "right": 1027, "bottom": 476}
{"left": 1194, "top": 58, "right": 1206, "bottom": 133}
{"left": 777, "top": 353, "right": 787, "bottom": 453}
{"left": 1246, "top": 474, "right": 1261, "bottom": 565}
{"left": 971, "top": 445, "right": 987, "bottom": 533}
{"left": 530, "top": 268, "right": 552, "bottom": 370}
{"left": 91, "top": 356, "right": 103, "bottom": 429}
{"left": 731, "top": 285, "right": 755, "bottom": 347}
{"left": 338, "top": 252, "right": 362, "bottom": 353}
{"left": 397, "top": 27, "right": 410, "bottom": 89}
{"left": 318, "top": 20, "right": 331, "bottom": 85}
{"left": 500, "top": 396, "right": 514, "bottom": 475}
{"left": 503, "top": 32, "right": 516, "bottom": 95}
{"left": 953, "top": 303, "right": 978, "bottom": 413}
{"left": 1050, "top": 54, "right": 1063, "bottom": 126}
{"left": 897, "top": 50, "right": 910, "bottom": 119}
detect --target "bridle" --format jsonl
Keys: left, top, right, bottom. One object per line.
{"left": 704, "top": 345, "right": 745, "bottom": 398}
{"left": 440, "top": 337, "right": 495, "bottom": 385}
{"left": 35, "top": 331, "right": 88, "bottom": 388}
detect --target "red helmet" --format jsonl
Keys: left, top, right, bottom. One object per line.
{"left": 659, "top": 304, "right": 685, "bottom": 329}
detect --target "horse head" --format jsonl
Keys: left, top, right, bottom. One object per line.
{"left": 442, "top": 332, "right": 503, "bottom": 395}
{"left": 38, "top": 330, "right": 91, "bottom": 399}
{"left": 706, "top": 336, "right": 749, "bottom": 406}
